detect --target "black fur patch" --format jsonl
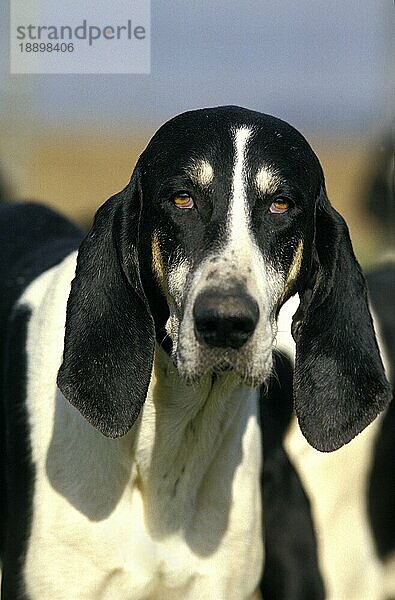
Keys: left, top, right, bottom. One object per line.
{"left": 293, "top": 193, "right": 390, "bottom": 451}
{"left": 260, "top": 351, "right": 325, "bottom": 599}
{"left": 1, "top": 306, "right": 34, "bottom": 598}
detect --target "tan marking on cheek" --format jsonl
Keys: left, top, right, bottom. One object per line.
{"left": 151, "top": 230, "right": 167, "bottom": 294}
{"left": 284, "top": 239, "right": 304, "bottom": 293}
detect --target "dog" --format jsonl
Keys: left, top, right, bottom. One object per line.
{"left": 0, "top": 106, "right": 390, "bottom": 599}
{"left": 272, "top": 292, "right": 393, "bottom": 600}
{"left": 273, "top": 236, "right": 395, "bottom": 600}
{"left": 366, "top": 262, "right": 395, "bottom": 599}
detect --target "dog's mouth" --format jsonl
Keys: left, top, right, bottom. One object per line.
{"left": 174, "top": 344, "right": 273, "bottom": 388}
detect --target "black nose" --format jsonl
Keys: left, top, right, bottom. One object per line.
{"left": 193, "top": 290, "right": 259, "bottom": 349}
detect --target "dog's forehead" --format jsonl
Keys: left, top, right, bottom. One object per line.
{"left": 140, "top": 106, "right": 322, "bottom": 190}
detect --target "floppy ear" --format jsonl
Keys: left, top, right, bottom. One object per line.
{"left": 57, "top": 172, "right": 155, "bottom": 438}
{"left": 292, "top": 189, "right": 391, "bottom": 452}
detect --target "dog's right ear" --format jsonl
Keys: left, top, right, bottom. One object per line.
{"left": 292, "top": 190, "right": 390, "bottom": 452}
{"left": 57, "top": 171, "right": 155, "bottom": 438}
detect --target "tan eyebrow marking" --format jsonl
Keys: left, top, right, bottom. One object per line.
{"left": 188, "top": 160, "right": 214, "bottom": 186}
{"left": 255, "top": 166, "right": 279, "bottom": 194}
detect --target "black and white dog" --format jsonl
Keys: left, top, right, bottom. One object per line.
{"left": 273, "top": 297, "right": 393, "bottom": 600}
{"left": 0, "top": 106, "right": 391, "bottom": 599}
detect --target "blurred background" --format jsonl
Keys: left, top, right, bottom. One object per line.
{"left": 1, "top": 0, "right": 393, "bottom": 266}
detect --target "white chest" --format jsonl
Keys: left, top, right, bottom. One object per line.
{"left": 24, "top": 399, "right": 262, "bottom": 600}
{"left": 20, "top": 258, "right": 263, "bottom": 599}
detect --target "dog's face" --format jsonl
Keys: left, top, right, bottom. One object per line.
{"left": 137, "top": 107, "right": 321, "bottom": 385}
{"left": 58, "top": 106, "right": 390, "bottom": 451}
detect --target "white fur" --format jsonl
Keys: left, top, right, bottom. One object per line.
{"left": 276, "top": 297, "right": 389, "bottom": 600}
{"left": 229, "top": 127, "right": 253, "bottom": 251}
{"left": 383, "top": 552, "right": 395, "bottom": 599}
{"left": 163, "top": 255, "right": 192, "bottom": 346}
{"left": 20, "top": 254, "right": 263, "bottom": 599}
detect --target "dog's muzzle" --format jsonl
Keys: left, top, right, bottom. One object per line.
{"left": 193, "top": 289, "right": 259, "bottom": 350}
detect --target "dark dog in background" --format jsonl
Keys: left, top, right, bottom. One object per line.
{"left": 0, "top": 106, "right": 390, "bottom": 599}
{"left": 367, "top": 263, "right": 395, "bottom": 599}
{"left": 365, "top": 129, "right": 395, "bottom": 596}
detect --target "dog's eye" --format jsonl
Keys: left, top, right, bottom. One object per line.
{"left": 172, "top": 193, "right": 194, "bottom": 209}
{"left": 269, "top": 199, "right": 290, "bottom": 214}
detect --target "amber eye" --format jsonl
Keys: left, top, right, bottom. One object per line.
{"left": 172, "top": 193, "right": 194, "bottom": 209}
{"left": 269, "top": 199, "right": 290, "bottom": 214}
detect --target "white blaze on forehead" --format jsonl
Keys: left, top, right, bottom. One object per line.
{"left": 255, "top": 166, "right": 279, "bottom": 194}
{"left": 229, "top": 126, "right": 253, "bottom": 247}
{"left": 189, "top": 159, "right": 214, "bottom": 186}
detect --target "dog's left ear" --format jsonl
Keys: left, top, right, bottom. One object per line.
{"left": 292, "top": 188, "right": 391, "bottom": 452}
{"left": 57, "top": 171, "right": 155, "bottom": 438}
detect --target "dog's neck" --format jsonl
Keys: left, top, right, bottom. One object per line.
{"left": 133, "top": 344, "right": 260, "bottom": 549}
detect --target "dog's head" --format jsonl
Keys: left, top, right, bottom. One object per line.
{"left": 57, "top": 106, "right": 390, "bottom": 451}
